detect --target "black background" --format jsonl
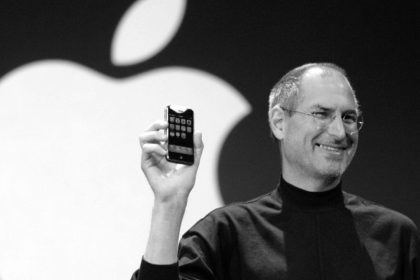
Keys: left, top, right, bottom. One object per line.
{"left": 0, "top": 0, "right": 419, "bottom": 226}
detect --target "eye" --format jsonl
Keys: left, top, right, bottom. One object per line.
{"left": 311, "top": 111, "right": 329, "bottom": 119}
{"left": 342, "top": 113, "right": 357, "bottom": 124}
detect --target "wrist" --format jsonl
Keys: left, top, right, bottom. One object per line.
{"left": 152, "top": 195, "right": 188, "bottom": 218}
{"left": 154, "top": 189, "right": 189, "bottom": 206}
{"left": 145, "top": 196, "right": 187, "bottom": 264}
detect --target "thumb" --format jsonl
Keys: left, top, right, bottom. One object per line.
{"left": 193, "top": 131, "right": 204, "bottom": 167}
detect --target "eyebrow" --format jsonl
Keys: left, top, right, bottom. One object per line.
{"left": 309, "top": 104, "right": 331, "bottom": 111}
{"left": 309, "top": 104, "right": 359, "bottom": 114}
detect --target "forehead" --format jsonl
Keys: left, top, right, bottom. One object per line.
{"left": 298, "top": 68, "right": 357, "bottom": 110}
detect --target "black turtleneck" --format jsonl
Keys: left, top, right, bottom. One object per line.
{"left": 277, "top": 178, "right": 377, "bottom": 279}
{"left": 279, "top": 177, "right": 345, "bottom": 211}
{"left": 133, "top": 178, "right": 420, "bottom": 280}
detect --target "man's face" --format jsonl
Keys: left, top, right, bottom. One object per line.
{"left": 280, "top": 69, "right": 359, "bottom": 182}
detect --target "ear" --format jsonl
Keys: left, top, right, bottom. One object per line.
{"left": 269, "top": 105, "right": 286, "bottom": 140}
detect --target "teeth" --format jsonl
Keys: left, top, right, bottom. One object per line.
{"left": 318, "top": 144, "right": 343, "bottom": 152}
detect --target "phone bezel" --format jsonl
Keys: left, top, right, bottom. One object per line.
{"left": 165, "top": 105, "right": 194, "bottom": 165}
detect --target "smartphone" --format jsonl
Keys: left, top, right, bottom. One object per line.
{"left": 164, "top": 105, "right": 194, "bottom": 165}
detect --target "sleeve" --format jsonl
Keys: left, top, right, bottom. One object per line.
{"left": 130, "top": 210, "right": 234, "bottom": 280}
{"left": 407, "top": 227, "right": 420, "bottom": 280}
{"left": 177, "top": 233, "right": 224, "bottom": 280}
{"left": 402, "top": 220, "right": 420, "bottom": 280}
{"left": 130, "top": 258, "right": 178, "bottom": 280}
{"left": 175, "top": 209, "right": 234, "bottom": 280}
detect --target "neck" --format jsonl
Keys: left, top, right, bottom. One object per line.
{"left": 282, "top": 172, "right": 341, "bottom": 192}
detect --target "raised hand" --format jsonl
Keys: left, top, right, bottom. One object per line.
{"left": 139, "top": 120, "right": 204, "bottom": 203}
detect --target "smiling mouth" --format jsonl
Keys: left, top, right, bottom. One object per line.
{"left": 315, "top": 143, "right": 348, "bottom": 154}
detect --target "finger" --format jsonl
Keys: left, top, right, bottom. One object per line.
{"left": 141, "top": 143, "right": 167, "bottom": 158}
{"left": 145, "top": 120, "right": 168, "bottom": 132}
{"left": 139, "top": 130, "right": 168, "bottom": 147}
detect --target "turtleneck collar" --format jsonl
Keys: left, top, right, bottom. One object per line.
{"left": 278, "top": 177, "right": 345, "bottom": 212}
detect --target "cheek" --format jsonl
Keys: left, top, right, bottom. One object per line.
{"left": 284, "top": 132, "right": 304, "bottom": 150}
{"left": 283, "top": 122, "right": 320, "bottom": 154}
{"left": 347, "top": 141, "right": 358, "bottom": 161}
{"left": 282, "top": 134, "right": 313, "bottom": 163}
{"left": 348, "top": 135, "right": 359, "bottom": 153}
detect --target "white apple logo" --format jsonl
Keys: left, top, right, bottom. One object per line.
{"left": 0, "top": 0, "right": 250, "bottom": 279}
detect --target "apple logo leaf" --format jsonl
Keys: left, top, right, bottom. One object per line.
{"left": 111, "top": 0, "right": 187, "bottom": 66}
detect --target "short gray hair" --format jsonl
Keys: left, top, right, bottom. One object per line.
{"left": 268, "top": 62, "right": 357, "bottom": 114}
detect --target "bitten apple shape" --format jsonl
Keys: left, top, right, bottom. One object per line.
{"left": 0, "top": 0, "right": 250, "bottom": 279}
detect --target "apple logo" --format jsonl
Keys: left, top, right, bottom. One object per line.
{"left": 0, "top": 0, "right": 250, "bottom": 279}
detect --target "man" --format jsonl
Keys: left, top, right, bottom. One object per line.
{"left": 132, "top": 63, "right": 420, "bottom": 279}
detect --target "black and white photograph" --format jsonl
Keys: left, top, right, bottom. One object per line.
{"left": 0, "top": 0, "right": 418, "bottom": 279}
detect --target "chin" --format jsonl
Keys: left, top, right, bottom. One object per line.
{"left": 316, "top": 161, "right": 348, "bottom": 179}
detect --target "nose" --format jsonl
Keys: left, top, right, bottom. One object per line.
{"left": 327, "top": 115, "right": 346, "bottom": 139}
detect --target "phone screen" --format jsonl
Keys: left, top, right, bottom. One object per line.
{"left": 165, "top": 105, "right": 194, "bottom": 165}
